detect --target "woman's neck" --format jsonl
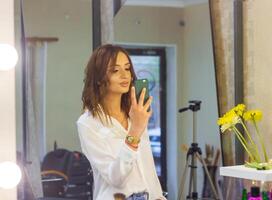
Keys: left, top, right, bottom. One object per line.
{"left": 103, "top": 93, "right": 123, "bottom": 115}
{"left": 103, "top": 93, "right": 128, "bottom": 130}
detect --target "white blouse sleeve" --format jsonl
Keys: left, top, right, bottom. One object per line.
{"left": 77, "top": 121, "right": 137, "bottom": 188}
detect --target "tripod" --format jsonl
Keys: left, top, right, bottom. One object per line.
{"left": 178, "top": 101, "right": 219, "bottom": 200}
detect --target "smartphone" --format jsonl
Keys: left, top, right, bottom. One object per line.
{"left": 134, "top": 79, "right": 150, "bottom": 104}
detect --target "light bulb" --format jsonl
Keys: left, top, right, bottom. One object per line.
{"left": 0, "top": 161, "right": 22, "bottom": 189}
{"left": 0, "top": 44, "right": 18, "bottom": 71}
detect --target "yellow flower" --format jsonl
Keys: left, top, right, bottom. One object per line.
{"left": 217, "top": 104, "right": 246, "bottom": 132}
{"left": 231, "top": 104, "right": 246, "bottom": 116}
{"left": 217, "top": 104, "right": 268, "bottom": 165}
{"left": 217, "top": 112, "right": 240, "bottom": 132}
{"left": 217, "top": 110, "right": 239, "bottom": 125}
{"left": 244, "top": 110, "right": 263, "bottom": 122}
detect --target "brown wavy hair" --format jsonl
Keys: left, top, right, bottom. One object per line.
{"left": 82, "top": 44, "right": 137, "bottom": 124}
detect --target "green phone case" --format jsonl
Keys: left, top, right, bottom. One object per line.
{"left": 134, "top": 79, "right": 149, "bottom": 103}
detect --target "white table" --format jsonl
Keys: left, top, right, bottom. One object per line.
{"left": 220, "top": 165, "right": 272, "bottom": 181}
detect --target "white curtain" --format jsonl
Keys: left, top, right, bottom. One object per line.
{"left": 24, "top": 41, "right": 47, "bottom": 198}
{"left": 209, "top": 1, "right": 239, "bottom": 199}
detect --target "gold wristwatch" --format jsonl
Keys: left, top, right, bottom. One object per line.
{"left": 126, "top": 135, "right": 140, "bottom": 145}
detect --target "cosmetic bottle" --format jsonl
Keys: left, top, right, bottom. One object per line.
{"left": 248, "top": 186, "right": 262, "bottom": 200}
{"left": 262, "top": 191, "right": 268, "bottom": 200}
{"left": 241, "top": 188, "right": 248, "bottom": 200}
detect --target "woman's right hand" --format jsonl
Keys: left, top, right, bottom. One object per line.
{"left": 128, "top": 86, "right": 153, "bottom": 138}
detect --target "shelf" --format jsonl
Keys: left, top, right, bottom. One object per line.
{"left": 220, "top": 165, "right": 272, "bottom": 181}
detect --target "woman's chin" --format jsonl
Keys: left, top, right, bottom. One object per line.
{"left": 120, "top": 87, "right": 130, "bottom": 94}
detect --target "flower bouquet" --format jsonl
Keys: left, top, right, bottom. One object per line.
{"left": 217, "top": 104, "right": 272, "bottom": 170}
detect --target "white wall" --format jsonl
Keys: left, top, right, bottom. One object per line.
{"left": 15, "top": 0, "right": 92, "bottom": 152}
{"left": 0, "top": 0, "right": 17, "bottom": 199}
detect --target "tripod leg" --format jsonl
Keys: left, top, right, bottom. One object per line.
{"left": 196, "top": 152, "right": 219, "bottom": 200}
{"left": 178, "top": 156, "right": 191, "bottom": 200}
{"left": 187, "top": 154, "right": 196, "bottom": 199}
{"left": 192, "top": 154, "right": 197, "bottom": 198}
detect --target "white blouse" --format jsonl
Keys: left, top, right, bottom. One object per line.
{"left": 77, "top": 111, "right": 166, "bottom": 200}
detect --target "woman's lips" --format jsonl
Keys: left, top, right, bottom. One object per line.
{"left": 120, "top": 82, "right": 129, "bottom": 87}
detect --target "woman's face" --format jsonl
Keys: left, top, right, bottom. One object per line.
{"left": 106, "top": 51, "right": 132, "bottom": 95}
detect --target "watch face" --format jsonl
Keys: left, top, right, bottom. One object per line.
{"left": 127, "top": 135, "right": 134, "bottom": 143}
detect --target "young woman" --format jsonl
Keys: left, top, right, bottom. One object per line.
{"left": 77, "top": 44, "right": 166, "bottom": 200}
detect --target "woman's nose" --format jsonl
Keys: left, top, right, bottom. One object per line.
{"left": 120, "top": 68, "right": 130, "bottom": 78}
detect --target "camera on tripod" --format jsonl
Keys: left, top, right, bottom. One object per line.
{"left": 179, "top": 100, "right": 201, "bottom": 113}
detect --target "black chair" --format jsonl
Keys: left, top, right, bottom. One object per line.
{"left": 41, "top": 149, "right": 93, "bottom": 200}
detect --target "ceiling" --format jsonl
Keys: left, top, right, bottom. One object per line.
{"left": 125, "top": 0, "right": 208, "bottom": 7}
